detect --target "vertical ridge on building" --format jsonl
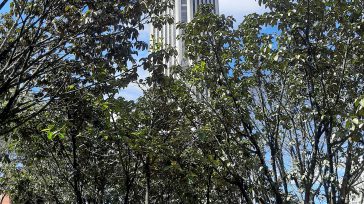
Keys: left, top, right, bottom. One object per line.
{"left": 150, "top": 0, "right": 219, "bottom": 76}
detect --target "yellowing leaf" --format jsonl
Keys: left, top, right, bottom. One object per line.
{"left": 353, "top": 118, "right": 359, "bottom": 125}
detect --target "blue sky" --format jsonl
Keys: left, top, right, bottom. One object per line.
{"left": 119, "top": 0, "right": 267, "bottom": 101}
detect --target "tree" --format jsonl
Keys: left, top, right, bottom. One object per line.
{"left": 1, "top": 0, "right": 175, "bottom": 202}
{"left": 179, "top": 1, "right": 364, "bottom": 203}
{"left": 0, "top": 0, "right": 172, "bottom": 135}
{"left": 2, "top": 0, "right": 363, "bottom": 203}
{"left": 2, "top": 91, "right": 123, "bottom": 203}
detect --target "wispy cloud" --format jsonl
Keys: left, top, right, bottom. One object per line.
{"left": 220, "top": 0, "right": 266, "bottom": 23}
{"left": 118, "top": 82, "right": 145, "bottom": 101}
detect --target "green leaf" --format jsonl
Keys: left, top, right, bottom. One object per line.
{"left": 345, "top": 120, "right": 352, "bottom": 129}
{"left": 102, "top": 102, "right": 109, "bottom": 110}
{"left": 47, "top": 131, "right": 53, "bottom": 140}
{"left": 59, "top": 133, "right": 65, "bottom": 139}
{"left": 67, "top": 85, "right": 75, "bottom": 91}
{"left": 65, "top": 5, "right": 71, "bottom": 12}
{"left": 351, "top": 135, "right": 361, "bottom": 142}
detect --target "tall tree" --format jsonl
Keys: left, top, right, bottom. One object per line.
{"left": 0, "top": 0, "right": 172, "bottom": 135}
{"left": 180, "top": 1, "right": 364, "bottom": 203}
{"left": 2, "top": 1, "right": 363, "bottom": 203}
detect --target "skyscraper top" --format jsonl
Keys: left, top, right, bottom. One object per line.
{"left": 150, "top": 0, "right": 219, "bottom": 76}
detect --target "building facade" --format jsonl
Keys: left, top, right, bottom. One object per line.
{"left": 150, "top": 0, "right": 219, "bottom": 75}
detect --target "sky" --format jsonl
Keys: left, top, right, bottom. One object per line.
{"left": 119, "top": 0, "right": 267, "bottom": 101}
{"left": 219, "top": 0, "right": 266, "bottom": 22}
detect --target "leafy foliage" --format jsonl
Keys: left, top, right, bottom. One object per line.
{"left": 1, "top": 0, "right": 363, "bottom": 203}
{"left": 179, "top": 1, "right": 364, "bottom": 203}
{"left": 0, "top": 0, "right": 172, "bottom": 135}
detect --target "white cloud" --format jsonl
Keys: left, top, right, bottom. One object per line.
{"left": 118, "top": 82, "right": 145, "bottom": 101}
{"left": 219, "top": 0, "right": 267, "bottom": 23}
{"left": 118, "top": 64, "right": 149, "bottom": 101}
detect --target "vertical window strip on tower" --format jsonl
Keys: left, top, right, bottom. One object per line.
{"left": 193, "top": 0, "right": 196, "bottom": 15}
{"left": 194, "top": 0, "right": 199, "bottom": 15}
{"left": 181, "top": 0, "right": 188, "bottom": 22}
{"left": 192, "top": 0, "right": 216, "bottom": 16}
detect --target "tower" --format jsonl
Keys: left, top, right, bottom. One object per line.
{"left": 150, "top": 0, "right": 219, "bottom": 76}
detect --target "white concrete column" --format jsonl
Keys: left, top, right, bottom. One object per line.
{"left": 149, "top": 24, "right": 154, "bottom": 51}
{"left": 171, "top": 5, "right": 176, "bottom": 51}
{"left": 175, "top": 0, "right": 183, "bottom": 65}
{"left": 187, "top": 0, "right": 193, "bottom": 22}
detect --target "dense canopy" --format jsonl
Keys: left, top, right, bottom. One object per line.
{"left": 0, "top": 0, "right": 363, "bottom": 203}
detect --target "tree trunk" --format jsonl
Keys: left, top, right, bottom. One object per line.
{"left": 235, "top": 177, "right": 254, "bottom": 204}
{"left": 68, "top": 106, "right": 83, "bottom": 204}
{"left": 339, "top": 142, "right": 353, "bottom": 203}
{"left": 124, "top": 174, "right": 131, "bottom": 204}
{"left": 145, "top": 156, "right": 151, "bottom": 204}
{"left": 206, "top": 167, "right": 213, "bottom": 204}
{"left": 71, "top": 130, "right": 83, "bottom": 204}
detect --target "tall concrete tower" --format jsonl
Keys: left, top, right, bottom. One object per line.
{"left": 150, "top": 0, "right": 219, "bottom": 76}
